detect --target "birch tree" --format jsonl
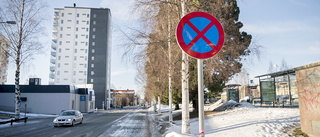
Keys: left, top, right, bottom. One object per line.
{"left": 0, "top": 0, "right": 46, "bottom": 119}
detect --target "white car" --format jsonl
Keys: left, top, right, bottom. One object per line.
{"left": 53, "top": 110, "right": 83, "bottom": 127}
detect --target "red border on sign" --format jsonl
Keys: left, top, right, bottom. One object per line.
{"left": 176, "top": 12, "right": 224, "bottom": 59}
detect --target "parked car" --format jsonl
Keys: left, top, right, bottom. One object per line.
{"left": 53, "top": 110, "right": 83, "bottom": 127}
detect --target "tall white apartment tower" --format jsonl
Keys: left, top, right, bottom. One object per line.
{"left": 0, "top": 33, "right": 10, "bottom": 85}
{"left": 49, "top": 5, "right": 112, "bottom": 109}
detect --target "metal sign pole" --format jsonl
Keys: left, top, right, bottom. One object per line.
{"left": 198, "top": 59, "right": 205, "bottom": 136}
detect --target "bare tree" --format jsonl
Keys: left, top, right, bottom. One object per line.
{"left": 268, "top": 61, "right": 274, "bottom": 73}
{"left": 0, "top": 0, "right": 46, "bottom": 119}
{"left": 280, "top": 58, "right": 290, "bottom": 71}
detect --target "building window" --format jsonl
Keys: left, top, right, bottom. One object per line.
{"left": 91, "top": 71, "right": 94, "bottom": 75}
{"left": 76, "top": 27, "right": 78, "bottom": 31}
{"left": 85, "top": 56, "right": 87, "bottom": 61}
{"left": 67, "top": 27, "right": 71, "bottom": 29}
{"left": 66, "top": 41, "right": 70, "bottom": 43}
{"left": 91, "top": 79, "right": 93, "bottom": 83}
{"left": 66, "top": 48, "right": 70, "bottom": 50}
{"left": 60, "top": 34, "right": 62, "bottom": 38}
{"left": 91, "top": 64, "right": 94, "bottom": 68}
{"left": 85, "top": 42, "right": 88, "bottom": 46}
{"left": 92, "top": 49, "right": 95, "bottom": 53}
{"left": 58, "top": 56, "right": 61, "bottom": 60}
{"left": 64, "top": 71, "right": 68, "bottom": 73}
{"left": 92, "top": 35, "right": 95, "bottom": 39}
{"left": 86, "top": 35, "right": 88, "bottom": 39}
{"left": 68, "top": 13, "right": 72, "bottom": 15}
{"left": 68, "top": 20, "right": 71, "bottom": 22}
{"left": 75, "top": 49, "right": 77, "bottom": 53}
{"left": 87, "top": 14, "right": 89, "bottom": 18}
{"left": 59, "top": 41, "right": 62, "bottom": 45}
{"left": 61, "top": 13, "right": 64, "bottom": 17}
{"left": 65, "top": 63, "right": 69, "bottom": 65}
{"left": 57, "top": 71, "right": 60, "bottom": 75}
{"left": 61, "top": 20, "right": 63, "bottom": 24}
{"left": 84, "top": 71, "right": 87, "bottom": 75}
{"left": 93, "top": 21, "right": 96, "bottom": 25}
{"left": 87, "top": 21, "right": 89, "bottom": 25}
{"left": 75, "top": 41, "right": 78, "bottom": 45}
{"left": 77, "top": 13, "right": 79, "bottom": 17}
{"left": 58, "top": 63, "right": 60, "bottom": 68}
{"left": 65, "top": 56, "right": 69, "bottom": 58}
{"left": 67, "top": 34, "right": 71, "bottom": 36}
{"left": 77, "top": 20, "right": 79, "bottom": 24}
{"left": 84, "top": 64, "right": 87, "bottom": 68}
{"left": 92, "top": 42, "right": 95, "bottom": 46}
{"left": 60, "top": 27, "right": 63, "bottom": 31}
{"left": 74, "top": 71, "right": 76, "bottom": 75}
{"left": 76, "top": 34, "right": 78, "bottom": 38}
{"left": 91, "top": 56, "right": 94, "bottom": 60}
{"left": 59, "top": 48, "right": 61, "bottom": 53}
{"left": 93, "top": 28, "right": 96, "bottom": 32}
{"left": 74, "top": 63, "right": 76, "bottom": 68}
{"left": 86, "top": 28, "right": 88, "bottom": 32}
{"left": 74, "top": 56, "right": 77, "bottom": 60}
{"left": 85, "top": 49, "right": 87, "bottom": 53}
{"left": 93, "top": 14, "right": 96, "bottom": 18}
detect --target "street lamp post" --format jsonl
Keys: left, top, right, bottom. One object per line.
{"left": 0, "top": 21, "right": 16, "bottom": 24}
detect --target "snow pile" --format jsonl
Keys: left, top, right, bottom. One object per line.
{"left": 204, "top": 99, "right": 226, "bottom": 111}
{"left": 205, "top": 99, "right": 242, "bottom": 111}
{"left": 165, "top": 107, "right": 300, "bottom": 137}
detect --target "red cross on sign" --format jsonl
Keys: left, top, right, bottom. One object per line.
{"left": 176, "top": 12, "right": 224, "bottom": 59}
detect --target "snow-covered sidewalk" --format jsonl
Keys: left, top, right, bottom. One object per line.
{"left": 165, "top": 107, "right": 300, "bottom": 137}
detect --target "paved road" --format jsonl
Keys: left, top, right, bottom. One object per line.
{"left": 0, "top": 108, "right": 156, "bottom": 137}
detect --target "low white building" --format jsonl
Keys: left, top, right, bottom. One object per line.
{"left": 0, "top": 85, "right": 95, "bottom": 114}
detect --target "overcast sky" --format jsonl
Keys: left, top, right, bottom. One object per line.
{"left": 5, "top": 0, "right": 320, "bottom": 97}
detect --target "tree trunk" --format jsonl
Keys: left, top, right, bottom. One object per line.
{"left": 167, "top": 0, "right": 173, "bottom": 123}
{"left": 158, "top": 96, "right": 161, "bottom": 114}
{"left": 181, "top": 0, "right": 190, "bottom": 134}
{"left": 15, "top": 0, "right": 25, "bottom": 119}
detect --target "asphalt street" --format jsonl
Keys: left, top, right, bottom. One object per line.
{"left": 0, "top": 107, "right": 155, "bottom": 137}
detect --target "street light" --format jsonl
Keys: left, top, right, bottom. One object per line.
{"left": 0, "top": 21, "right": 16, "bottom": 24}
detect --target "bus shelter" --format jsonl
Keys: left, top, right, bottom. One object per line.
{"left": 255, "top": 69, "right": 298, "bottom": 106}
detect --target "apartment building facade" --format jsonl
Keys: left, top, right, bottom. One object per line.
{"left": 0, "top": 33, "right": 10, "bottom": 85}
{"left": 49, "top": 6, "right": 112, "bottom": 109}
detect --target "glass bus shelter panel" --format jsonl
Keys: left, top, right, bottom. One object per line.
{"left": 260, "top": 78, "right": 276, "bottom": 102}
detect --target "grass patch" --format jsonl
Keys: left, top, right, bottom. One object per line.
{"left": 294, "top": 128, "right": 309, "bottom": 137}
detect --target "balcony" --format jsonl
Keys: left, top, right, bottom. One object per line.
{"left": 51, "top": 43, "right": 57, "bottom": 50}
{"left": 50, "top": 66, "right": 55, "bottom": 71}
{"left": 52, "top": 35, "right": 57, "bottom": 40}
{"left": 52, "top": 28, "right": 58, "bottom": 34}
{"left": 50, "top": 58, "right": 56, "bottom": 64}
{"left": 49, "top": 72, "right": 55, "bottom": 79}
{"left": 51, "top": 51, "right": 56, "bottom": 57}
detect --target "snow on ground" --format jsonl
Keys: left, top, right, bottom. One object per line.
{"left": 165, "top": 106, "right": 300, "bottom": 137}
{"left": 0, "top": 111, "right": 57, "bottom": 129}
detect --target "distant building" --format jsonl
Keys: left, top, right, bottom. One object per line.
{"left": 49, "top": 6, "right": 112, "bottom": 109}
{"left": 0, "top": 33, "right": 10, "bottom": 85}
{"left": 112, "top": 90, "right": 135, "bottom": 107}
